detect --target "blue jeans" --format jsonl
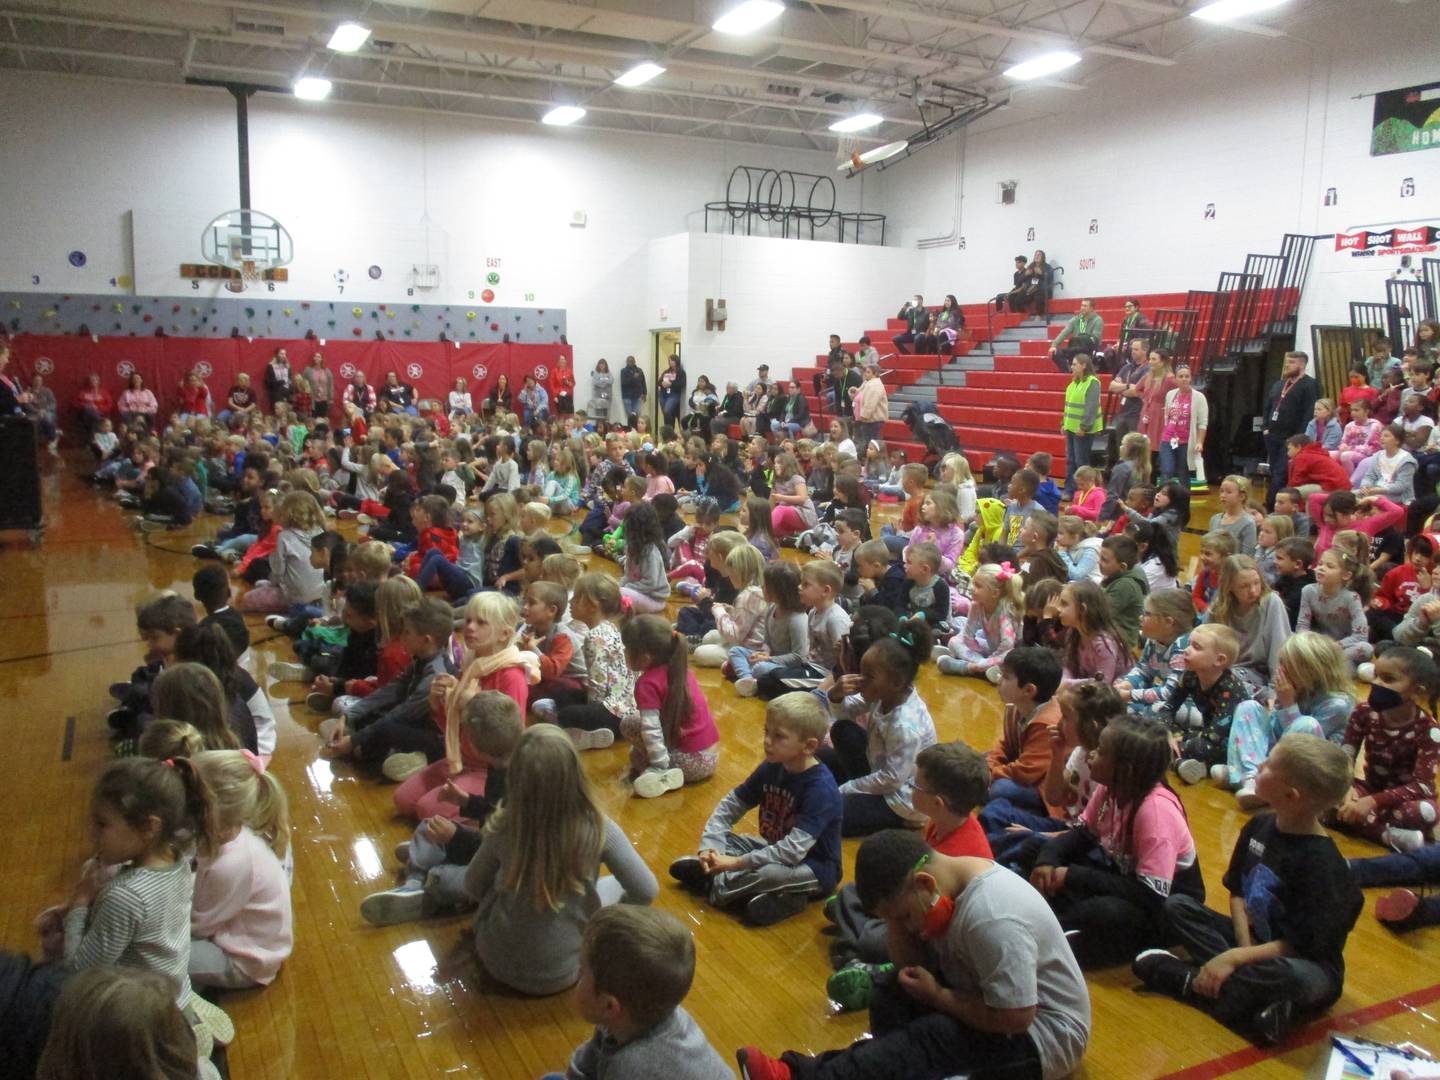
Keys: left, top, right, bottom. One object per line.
{"left": 728, "top": 646, "right": 780, "bottom": 682}
{"left": 779, "top": 421, "right": 804, "bottom": 439}
{"left": 1063, "top": 430, "right": 1091, "bottom": 495}
{"left": 842, "top": 792, "right": 907, "bottom": 837}
{"left": 1158, "top": 441, "right": 1189, "bottom": 487}
{"left": 622, "top": 396, "right": 642, "bottom": 422}
{"left": 987, "top": 778, "right": 1046, "bottom": 813}
{"left": 416, "top": 548, "right": 477, "bottom": 603}
{"left": 660, "top": 392, "right": 682, "bottom": 424}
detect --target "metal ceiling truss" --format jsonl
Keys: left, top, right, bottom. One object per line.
{"left": 0, "top": 0, "right": 1294, "bottom": 155}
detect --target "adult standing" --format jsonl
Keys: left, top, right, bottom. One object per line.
{"left": 588, "top": 358, "right": 613, "bottom": 420}
{"left": 1262, "top": 351, "right": 1321, "bottom": 510}
{"left": 0, "top": 343, "right": 25, "bottom": 416}
{"left": 824, "top": 355, "right": 861, "bottom": 419}
{"left": 263, "top": 348, "right": 291, "bottom": 410}
{"left": 70, "top": 372, "right": 112, "bottom": 437}
{"left": 619, "top": 356, "right": 647, "bottom": 426}
{"left": 892, "top": 295, "right": 927, "bottom": 354}
{"left": 853, "top": 362, "right": 889, "bottom": 448}
{"left": 485, "top": 373, "right": 513, "bottom": 417}
{"left": 380, "top": 371, "right": 417, "bottom": 415}
{"left": 1159, "top": 362, "right": 1208, "bottom": 490}
{"left": 1108, "top": 339, "right": 1149, "bottom": 439}
{"left": 657, "top": 354, "right": 686, "bottom": 427}
{"left": 548, "top": 352, "right": 575, "bottom": 416}
{"left": 1061, "top": 354, "right": 1102, "bottom": 496}
{"left": 117, "top": 372, "right": 159, "bottom": 429}
{"left": 1137, "top": 350, "right": 1179, "bottom": 457}
{"left": 1048, "top": 299, "right": 1105, "bottom": 373}
{"left": 343, "top": 370, "right": 376, "bottom": 415}
{"left": 304, "top": 352, "right": 333, "bottom": 420}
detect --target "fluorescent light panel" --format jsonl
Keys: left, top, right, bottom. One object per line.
{"left": 829, "top": 112, "right": 883, "bottom": 133}
{"left": 293, "top": 77, "right": 333, "bottom": 100}
{"left": 1003, "top": 50, "right": 1081, "bottom": 80}
{"left": 327, "top": 22, "right": 371, "bottom": 52}
{"left": 615, "top": 61, "right": 666, "bottom": 87}
{"left": 1190, "top": 0, "right": 1287, "bottom": 22}
{"left": 542, "top": 104, "right": 587, "bottom": 126}
{"left": 712, "top": 0, "right": 784, "bottom": 35}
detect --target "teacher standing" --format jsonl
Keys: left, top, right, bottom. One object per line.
{"left": 1061, "top": 354, "right": 1102, "bottom": 497}
{"left": 1262, "top": 350, "right": 1320, "bottom": 510}
{"left": 657, "top": 354, "right": 686, "bottom": 428}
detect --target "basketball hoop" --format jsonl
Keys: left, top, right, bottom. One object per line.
{"left": 200, "top": 209, "right": 293, "bottom": 293}
{"left": 241, "top": 260, "right": 260, "bottom": 290}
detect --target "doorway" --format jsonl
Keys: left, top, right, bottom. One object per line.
{"left": 650, "top": 329, "right": 681, "bottom": 432}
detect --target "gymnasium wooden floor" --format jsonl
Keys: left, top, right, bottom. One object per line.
{"left": 2, "top": 462, "right": 1436, "bottom": 1080}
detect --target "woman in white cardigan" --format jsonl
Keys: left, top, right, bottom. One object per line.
{"left": 1158, "top": 362, "right": 1208, "bottom": 488}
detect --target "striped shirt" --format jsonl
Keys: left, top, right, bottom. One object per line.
{"left": 64, "top": 858, "right": 194, "bottom": 1004}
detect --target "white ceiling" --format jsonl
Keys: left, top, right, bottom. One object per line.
{"left": 0, "top": 0, "right": 1310, "bottom": 152}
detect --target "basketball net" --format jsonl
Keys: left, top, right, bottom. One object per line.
{"left": 835, "top": 134, "right": 861, "bottom": 169}
{"left": 241, "top": 260, "right": 260, "bottom": 290}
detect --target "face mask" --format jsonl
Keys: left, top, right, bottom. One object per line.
{"left": 918, "top": 888, "right": 956, "bottom": 940}
{"left": 1368, "top": 683, "right": 1405, "bottom": 712}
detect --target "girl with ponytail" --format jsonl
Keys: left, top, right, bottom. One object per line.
{"left": 620, "top": 615, "right": 720, "bottom": 798}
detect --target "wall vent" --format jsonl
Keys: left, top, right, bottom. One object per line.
{"left": 233, "top": 11, "right": 286, "bottom": 37}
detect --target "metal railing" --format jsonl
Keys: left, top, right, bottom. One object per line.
{"left": 1311, "top": 325, "right": 1356, "bottom": 399}
{"left": 1387, "top": 278, "right": 1435, "bottom": 348}
{"left": 1349, "top": 302, "right": 1400, "bottom": 362}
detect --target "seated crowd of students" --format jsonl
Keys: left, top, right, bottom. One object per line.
{"left": 11, "top": 335, "right": 1440, "bottom": 1080}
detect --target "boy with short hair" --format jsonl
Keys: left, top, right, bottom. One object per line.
{"left": 521, "top": 580, "right": 586, "bottom": 712}
{"left": 827, "top": 508, "right": 869, "bottom": 606}
{"left": 880, "top": 462, "right": 931, "bottom": 555}
{"left": 559, "top": 905, "right": 732, "bottom": 1080}
{"left": 1272, "top": 537, "right": 1315, "bottom": 628}
{"left": 109, "top": 592, "right": 200, "bottom": 741}
{"left": 322, "top": 597, "right": 457, "bottom": 768}
{"left": 758, "top": 562, "right": 852, "bottom": 698}
{"left": 1157, "top": 623, "right": 1247, "bottom": 786}
{"left": 1099, "top": 534, "right": 1149, "bottom": 650}
{"left": 901, "top": 542, "right": 950, "bottom": 627}
{"left": 1135, "top": 733, "right": 1361, "bottom": 1046}
{"left": 1001, "top": 468, "right": 1044, "bottom": 551}
{"left": 669, "top": 692, "right": 842, "bottom": 926}
{"left": 736, "top": 829, "right": 1091, "bottom": 1080}
{"left": 850, "top": 538, "right": 905, "bottom": 613}
{"left": 1027, "top": 451, "right": 1061, "bottom": 515}
{"left": 192, "top": 562, "right": 249, "bottom": 657}
{"left": 1273, "top": 488, "right": 1311, "bottom": 539}
{"left": 191, "top": 458, "right": 266, "bottom": 560}
{"left": 987, "top": 646, "right": 1063, "bottom": 807}
{"left": 303, "top": 581, "right": 380, "bottom": 712}
{"left": 360, "top": 690, "right": 522, "bottom": 925}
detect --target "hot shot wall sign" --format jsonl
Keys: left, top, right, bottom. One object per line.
{"left": 1334, "top": 225, "right": 1438, "bottom": 258}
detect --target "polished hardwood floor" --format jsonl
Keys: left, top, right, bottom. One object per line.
{"left": 1, "top": 462, "right": 1435, "bottom": 1079}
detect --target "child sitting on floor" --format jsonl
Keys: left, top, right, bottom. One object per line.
{"left": 1191, "top": 530, "right": 1239, "bottom": 615}
{"left": 1134, "top": 733, "right": 1361, "bottom": 1048}
{"left": 673, "top": 531, "right": 744, "bottom": 641}
{"left": 752, "top": 561, "right": 852, "bottom": 699}
{"left": 1296, "top": 546, "right": 1373, "bottom": 670}
{"left": 985, "top": 645, "right": 1063, "bottom": 806}
{"left": 899, "top": 541, "right": 950, "bottom": 629}
{"left": 1272, "top": 536, "right": 1316, "bottom": 629}
{"left": 621, "top": 615, "right": 720, "bottom": 798}
{"left": 691, "top": 544, "right": 767, "bottom": 669}
{"left": 1099, "top": 534, "right": 1149, "bottom": 652}
{"left": 668, "top": 692, "right": 842, "bottom": 927}
{"left": 1114, "top": 588, "right": 1193, "bottom": 717}
{"left": 728, "top": 562, "right": 807, "bottom": 694}
{"left": 522, "top": 581, "right": 586, "bottom": 715}
{"left": 936, "top": 562, "right": 1022, "bottom": 683}
{"left": 1156, "top": 622, "right": 1246, "bottom": 786}
{"left": 1057, "top": 581, "right": 1129, "bottom": 684}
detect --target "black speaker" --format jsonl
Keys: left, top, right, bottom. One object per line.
{"left": 0, "top": 418, "right": 42, "bottom": 531}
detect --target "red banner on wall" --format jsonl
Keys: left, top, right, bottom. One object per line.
{"left": 9, "top": 335, "right": 571, "bottom": 422}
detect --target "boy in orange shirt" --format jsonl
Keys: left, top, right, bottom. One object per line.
{"left": 987, "top": 646, "right": 1063, "bottom": 808}
{"left": 879, "top": 462, "right": 930, "bottom": 556}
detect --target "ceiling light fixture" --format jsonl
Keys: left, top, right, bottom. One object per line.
{"left": 712, "top": 0, "right": 784, "bottom": 35}
{"left": 542, "top": 104, "right": 587, "bottom": 126}
{"left": 1003, "top": 51, "right": 1081, "bottom": 81}
{"left": 326, "top": 22, "right": 371, "bottom": 52}
{"left": 1190, "top": 0, "right": 1288, "bottom": 22}
{"left": 615, "top": 61, "right": 666, "bottom": 87}
{"left": 829, "top": 112, "right": 883, "bottom": 133}
{"left": 293, "top": 77, "right": 333, "bottom": 100}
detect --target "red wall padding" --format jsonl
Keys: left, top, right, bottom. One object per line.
{"left": 8, "top": 335, "right": 572, "bottom": 422}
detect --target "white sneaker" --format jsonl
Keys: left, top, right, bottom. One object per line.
{"left": 1176, "top": 758, "right": 1207, "bottom": 785}
{"left": 985, "top": 666, "right": 1003, "bottom": 686}
{"left": 1235, "top": 778, "right": 1266, "bottom": 811}
{"left": 566, "top": 727, "right": 615, "bottom": 750}
{"left": 265, "top": 614, "right": 289, "bottom": 631}
{"left": 359, "top": 882, "right": 425, "bottom": 926}
{"left": 633, "top": 767, "right": 685, "bottom": 799}
{"left": 734, "top": 676, "right": 758, "bottom": 697}
{"left": 930, "top": 645, "right": 949, "bottom": 662}
{"left": 1356, "top": 662, "right": 1376, "bottom": 684}
{"left": 268, "top": 661, "right": 308, "bottom": 681}
{"left": 1210, "top": 764, "right": 1231, "bottom": 786}
{"left": 356, "top": 513, "right": 376, "bottom": 525}
{"left": 317, "top": 717, "right": 342, "bottom": 743}
{"left": 1385, "top": 827, "right": 1426, "bottom": 853}
{"left": 382, "top": 751, "right": 428, "bottom": 782}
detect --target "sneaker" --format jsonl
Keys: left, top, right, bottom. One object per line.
{"left": 108, "top": 681, "right": 133, "bottom": 702}
{"left": 1384, "top": 826, "right": 1427, "bottom": 853}
{"left": 268, "top": 660, "right": 308, "bottom": 681}
{"left": 826, "top": 961, "right": 895, "bottom": 1013}
{"left": 382, "top": 751, "right": 428, "bottom": 782}
{"left": 337, "top": 508, "right": 359, "bottom": 520}
{"left": 359, "top": 882, "right": 426, "bottom": 927}
{"left": 138, "top": 519, "right": 171, "bottom": 533}
{"left": 317, "top": 717, "right": 342, "bottom": 743}
{"left": 265, "top": 615, "right": 291, "bottom": 632}
{"left": 221, "top": 549, "right": 240, "bottom": 564}
{"left": 566, "top": 727, "right": 615, "bottom": 750}
{"left": 190, "top": 544, "right": 220, "bottom": 559}
{"left": 1235, "top": 778, "right": 1267, "bottom": 811}
{"left": 735, "top": 676, "right": 758, "bottom": 698}
{"left": 1210, "top": 763, "right": 1230, "bottom": 785}
{"left": 1253, "top": 999, "right": 1295, "bottom": 1047}
{"left": 736, "top": 1047, "right": 792, "bottom": 1080}
{"left": 106, "top": 705, "right": 135, "bottom": 731}
{"left": 306, "top": 691, "right": 334, "bottom": 713}
{"left": 633, "top": 767, "right": 685, "bottom": 798}
{"left": 984, "top": 666, "right": 1003, "bottom": 686}
{"left": 1356, "top": 661, "right": 1376, "bottom": 684}
{"left": 668, "top": 856, "right": 710, "bottom": 895}
{"left": 745, "top": 890, "right": 811, "bottom": 927}
{"left": 1132, "top": 949, "right": 1194, "bottom": 999}
{"left": 356, "top": 513, "right": 377, "bottom": 525}
{"left": 929, "top": 644, "right": 949, "bottom": 662}
{"left": 394, "top": 841, "right": 411, "bottom": 865}
{"left": 187, "top": 995, "right": 235, "bottom": 1047}
{"left": 1176, "top": 758, "right": 1208, "bottom": 785}
{"left": 1375, "top": 888, "right": 1424, "bottom": 930}
{"left": 685, "top": 633, "right": 705, "bottom": 651}
{"left": 1419, "top": 646, "right": 1433, "bottom": 659}
{"left": 822, "top": 894, "right": 839, "bottom": 923}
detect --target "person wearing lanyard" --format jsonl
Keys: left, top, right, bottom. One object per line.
{"left": 1262, "top": 351, "right": 1320, "bottom": 510}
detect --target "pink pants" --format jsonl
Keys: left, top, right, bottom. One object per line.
{"left": 771, "top": 505, "right": 807, "bottom": 537}
{"left": 668, "top": 559, "right": 705, "bottom": 583}
{"left": 393, "top": 760, "right": 490, "bottom": 821}
{"left": 620, "top": 586, "right": 667, "bottom": 613}
{"left": 236, "top": 584, "right": 286, "bottom": 613}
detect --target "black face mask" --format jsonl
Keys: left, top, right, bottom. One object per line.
{"left": 1368, "top": 683, "right": 1405, "bottom": 713}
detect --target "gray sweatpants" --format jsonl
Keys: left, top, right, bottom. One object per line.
{"left": 189, "top": 939, "right": 260, "bottom": 990}
{"left": 707, "top": 833, "right": 819, "bottom": 908}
